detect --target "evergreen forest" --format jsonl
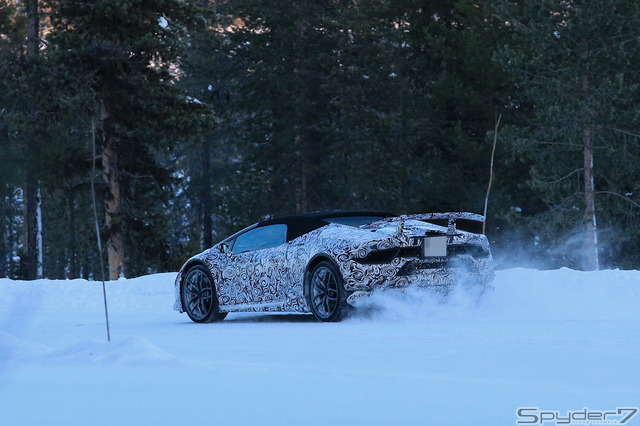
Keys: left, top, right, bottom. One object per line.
{"left": 2, "top": 0, "right": 640, "bottom": 280}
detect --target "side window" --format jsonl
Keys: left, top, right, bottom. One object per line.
{"left": 231, "top": 224, "right": 287, "bottom": 253}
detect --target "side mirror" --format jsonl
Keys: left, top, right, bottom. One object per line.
{"left": 219, "top": 242, "right": 230, "bottom": 254}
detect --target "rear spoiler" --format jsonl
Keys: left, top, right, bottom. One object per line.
{"left": 391, "top": 212, "right": 485, "bottom": 234}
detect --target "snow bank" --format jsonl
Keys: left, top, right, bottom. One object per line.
{"left": 0, "top": 273, "right": 178, "bottom": 367}
{"left": 0, "top": 332, "right": 175, "bottom": 365}
{"left": 484, "top": 268, "right": 640, "bottom": 320}
{"left": 0, "top": 272, "right": 176, "bottom": 313}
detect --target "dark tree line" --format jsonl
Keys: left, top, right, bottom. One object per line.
{"left": 1, "top": 0, "right": 640, "bottom": 279}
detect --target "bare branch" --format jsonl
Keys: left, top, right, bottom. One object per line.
{"left": 536, "top": 141, "right": 583, "bottom": 148}
{"left": 595, "top": 191, "right": 640, "bottom": 209}
{"left": 606, "top": 127, "right": 640, "bottom": 140}
{"left": 540, "top": 168, "right": 583, "bottom": 185}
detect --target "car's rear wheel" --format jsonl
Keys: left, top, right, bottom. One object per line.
{"left": 182, "top": 265, "right": 227, "bottom": 323}
{"left": 308, "top": 260, "right": 346, "bottom": 322}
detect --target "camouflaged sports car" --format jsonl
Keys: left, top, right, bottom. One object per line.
{"left": 174, "top": 211, "right": 495, "bottom": 323}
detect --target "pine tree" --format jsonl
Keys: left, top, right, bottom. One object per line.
{"left": 46, "top": 0, "right": 215, "bottom": 278}
{"left": 0, "top": 0, "right": 24, "bottom": 277}
{"left": 495, "top": 0, "right": 640, "bottom": 269}
{"left": 220, "top": 0, "right": 341, "bottom": 218}
{"left": 176, "top": 1, "right": 238, "bottom": 249}
{"left": 0, "top": 0, "right": 47, "bottom": 279}
{"left": 209, "top": 0, "right": 507, "bottom": 229}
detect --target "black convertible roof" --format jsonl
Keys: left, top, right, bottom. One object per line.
{"left": 258, "top": 210, "right": 396, "bottom": 242}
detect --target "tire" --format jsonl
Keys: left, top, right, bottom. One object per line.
{"left": 308, "top": 260, "right": 347, "bottom": 322}
{"left": 181, "top": 265, "right": 228, "bottom": 323}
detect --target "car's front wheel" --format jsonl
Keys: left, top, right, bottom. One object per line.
{"left": 182, "top": 265, "right": 228, "bottom": 323}
{"left": 308, "top": 260, "right": 346, "bottom": 322}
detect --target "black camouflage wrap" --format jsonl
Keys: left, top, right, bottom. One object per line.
{"left": 174, "top": 214, "right": 494, "bottom": 314}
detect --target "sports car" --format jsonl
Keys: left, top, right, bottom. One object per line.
{"left": 174, "top": 211, "right": 494, "bottom": 323}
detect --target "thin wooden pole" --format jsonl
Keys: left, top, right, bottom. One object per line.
{"left": 91, "top": 117, "right": 111, "bottom": 342}
{"left": 483, "top": 114, "right": 501, "bottom": 234}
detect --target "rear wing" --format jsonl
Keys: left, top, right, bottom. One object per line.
{"left": 392, "top": 212, "right": 486, "bottom": 234}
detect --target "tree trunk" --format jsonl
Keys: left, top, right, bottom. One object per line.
{"left": 294, "top": 132, "right": 309, "bottom": 214}
{"left": 581, "top": 74, "right": 599, "bottom": 271}
{"left": 22, "top": 177, "right": 38, "bottom": 279}
{"left": 583, "top": 122, "right": 599, "bottom": 271}
{"left": 36, "top": 186, "right": 43, "bottom": 278}
{"left": 67, "top": 187, "right": 78, "bottom": 278}
{"left": 22, "top": 0, "right": 40, "bottom": 280}
{"left": 25, "top": 0, "right": 39, "bottom": 61}
{"left": 101, "top": 104, "right": 125, "bottom": 280}
{"left": 293, "top": 9, "right": 309, "bottom": 214}
{"left": 201, "top": 140, "right": 213, "bottom": 248}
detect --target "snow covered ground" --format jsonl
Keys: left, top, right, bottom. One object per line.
{"left": 1, "top": 268, "right": 639, "bottom": 426}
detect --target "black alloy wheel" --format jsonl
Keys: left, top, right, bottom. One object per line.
{"left": 182, "top": 265, "right": 227, "bottom": 323}
{"left": 309, "top": 260, "right": 346, "bottom": 322}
